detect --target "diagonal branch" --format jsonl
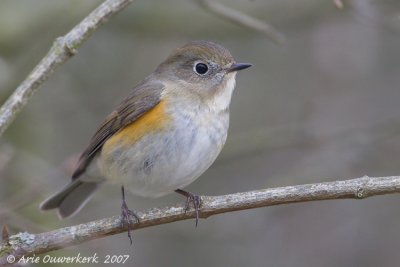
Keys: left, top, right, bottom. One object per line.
{"left": 195, "top": 0, "right": 285, "bottom": 45}
{"left": 0, "top": 0, "right": 135, "bottom": 137}
{"left": 1, "top": 175, "right": 400, "bottom": 263}
{"left": 0, "top": 0, "right": 283, "bottom": 139}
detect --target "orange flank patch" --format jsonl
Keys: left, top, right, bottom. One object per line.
{"left": 102, "top": 100, "right": 171, "bottom": 153}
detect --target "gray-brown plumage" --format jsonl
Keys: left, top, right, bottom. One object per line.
{"left": 40, "top": 40, "right": 251, "bottom": 224}
{"left": 40, "top": 80, "right": 163, "bottom": 218}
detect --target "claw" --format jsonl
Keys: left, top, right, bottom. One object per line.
{"left": 120, "top": 186, "right": 139, "bottom": 245}
{"left": 175, "top": 189, "right": 202, "bottom": 227}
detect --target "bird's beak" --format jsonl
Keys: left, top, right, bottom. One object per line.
{"left": 227, "top": 63, "right": 252, "bottom": 73}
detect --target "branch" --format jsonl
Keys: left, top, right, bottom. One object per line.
{"left": 195, "top": 0, "right": 285, "bottom": 45}
{"left": 0, "top": 0, "right": 135, "bottom": 137}
{"left": 1, "top": 175, "right": 400, "bottom": 263}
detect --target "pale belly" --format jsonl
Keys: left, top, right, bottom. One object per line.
{"left": 97, "top": 114, "right": 228, "bottom": 197}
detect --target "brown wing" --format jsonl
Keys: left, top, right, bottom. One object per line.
{"left": 72, "top": 79, "right": 164, "bottom": 179}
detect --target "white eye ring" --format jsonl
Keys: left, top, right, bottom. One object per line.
{"left": 193, "top": 62, "right": 209, "bottom": 75}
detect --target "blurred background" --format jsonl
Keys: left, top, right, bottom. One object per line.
{"left": 1, "top": 0, "right": 400, "bottom": 266}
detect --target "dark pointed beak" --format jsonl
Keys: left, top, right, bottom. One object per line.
{"left": 227, "top": 63, "right": 252, "bottom": 73}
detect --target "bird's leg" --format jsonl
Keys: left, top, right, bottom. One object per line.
{"left": 120, "top": 185, "right": 140, "bottom": 245}
{"left": 175, "top": 189, "right": 202, "bottom": 227}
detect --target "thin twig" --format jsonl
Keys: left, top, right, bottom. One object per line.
{"left": 0, "top": 0, "right": 135, "bottom": 137}
{"left": 196, "top": 0, "right": 285, "bottom": 45}
{"left": 1, "top": 175, "right": 400, "bottom": 263}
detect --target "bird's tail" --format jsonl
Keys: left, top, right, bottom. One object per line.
{"left": 40, "top": 179, "right": 99, "bottom": 218}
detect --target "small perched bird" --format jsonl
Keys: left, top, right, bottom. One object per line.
{"left": 40, "top": 40, "right": 251, "bottom": 242}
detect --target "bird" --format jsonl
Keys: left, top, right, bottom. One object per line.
{"left": 40, "top": 40, "right": 251, "bottom": 242}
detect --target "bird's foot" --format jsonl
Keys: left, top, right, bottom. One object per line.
{"left": 120, "top": 186, "right": 139, "bottom": 245}
{"left": 175, "top": 189, "right": 202, "bottom": 227}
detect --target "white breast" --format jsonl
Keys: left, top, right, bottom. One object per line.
{"left": 97, "top": 102, "right": 229, "bottom": 198}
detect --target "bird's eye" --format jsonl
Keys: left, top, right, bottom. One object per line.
{"left": 194, "top": 62, "right": 209, "bottom": 75}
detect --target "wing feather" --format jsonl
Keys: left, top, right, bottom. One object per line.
{"left": 72, "top": 80, "right": 164, "bottom": 179}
